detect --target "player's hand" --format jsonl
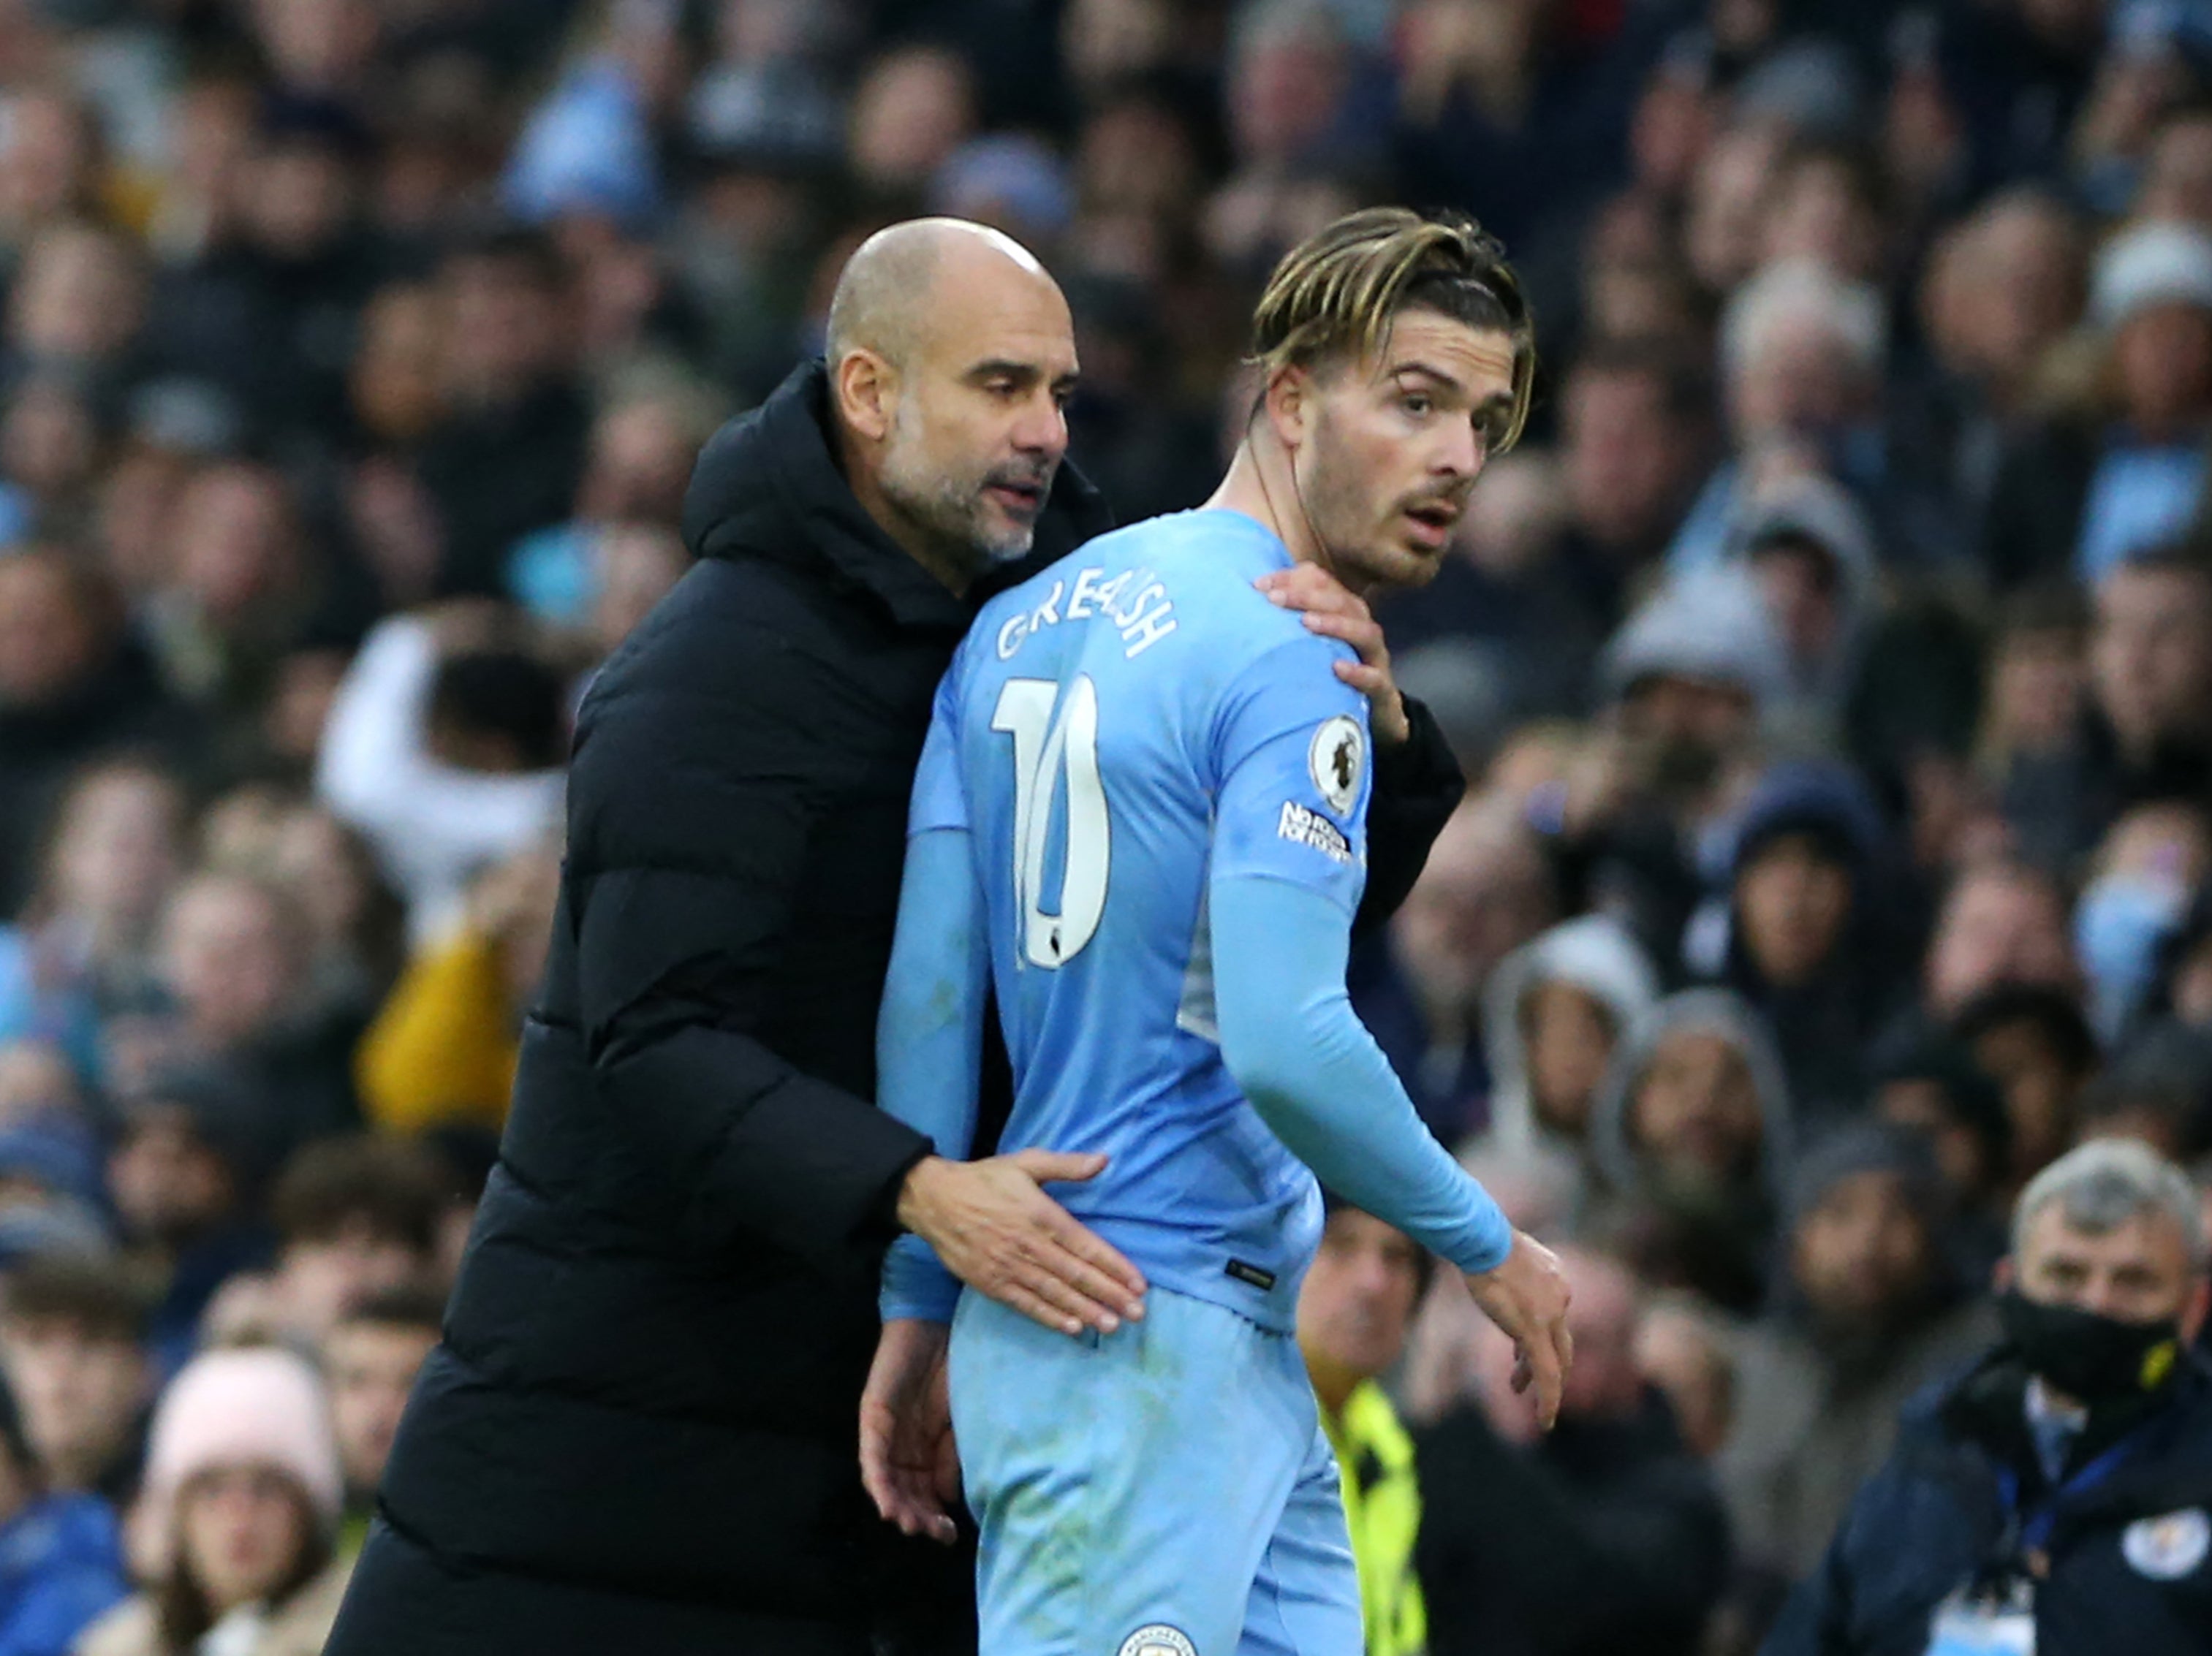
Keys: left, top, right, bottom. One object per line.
{"left": 860, "top": 1318, "right": 961, "bottom": 1545}
{"left": 896, "top": 1152, "right": 1147, "bottom": 1337}
{"left": 1462, "top": 1230, "right": 1574, "bottom": 1431}
{"left": 1254, "top": 563, "right": 1412, "bottom": 746}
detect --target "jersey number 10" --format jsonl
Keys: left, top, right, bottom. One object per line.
{"left": 992, "top": 675, "right": 1111, "bottom": 970}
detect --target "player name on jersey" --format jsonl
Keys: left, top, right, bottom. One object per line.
{"left": 994, "top": 563, "right": 1180, "bottom": 662}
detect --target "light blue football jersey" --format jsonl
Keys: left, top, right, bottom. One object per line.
{"left": 906, "top": 508, "right": 1375, "bottom": 1331}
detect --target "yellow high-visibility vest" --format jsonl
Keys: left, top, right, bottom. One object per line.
{"left": 1321, "top": 1380, "right": 1428, "bottom": 1656}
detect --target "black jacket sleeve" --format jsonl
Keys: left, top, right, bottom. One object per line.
{"left": 1354, "top": 694, "right": 1465, "bottom": 940}
{"left": 1415, "top": 1405, "right": 1731, "bottom": 1656}
{"left": 561, "top": 634, "right": 931, "bottom": 1275}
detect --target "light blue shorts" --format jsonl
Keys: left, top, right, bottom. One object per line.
{"left": 948, "top": 1285, "right": 1362, "bottom": 1656}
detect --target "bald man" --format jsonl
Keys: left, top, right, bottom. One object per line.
{"left": 328, "top": 218, "right": 1468, "bottom": 1656}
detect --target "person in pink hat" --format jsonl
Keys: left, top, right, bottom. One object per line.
{"left": 74, "top": 1347, "right": 350, "bottom": 1656}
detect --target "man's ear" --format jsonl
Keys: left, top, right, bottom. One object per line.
{"left": 1992, "top": 1256, "right": 2015, "bottom": 1294}
{"left": 2182, "top": 1275, "right": 2211, "bottom": 1347}
{"left": 835, "top": 349, "right": 896, "bottom": 444}
{"left": 1262, "top": 364, "right": 1312, "bottom": 452}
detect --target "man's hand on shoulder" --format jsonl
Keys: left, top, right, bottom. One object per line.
{"left": 896, "top": 1152, "right": 1148, "bottom": 1337}
{"left": 1253, "top": 563, "right": 1412, "bottom": 746}
{"left": 1463, "top": 1229, "right": 1575, "bottom": 1432}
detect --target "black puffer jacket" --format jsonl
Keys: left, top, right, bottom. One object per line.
{"left": 327, "top": 360, "right": 1466, "bottom": 1656}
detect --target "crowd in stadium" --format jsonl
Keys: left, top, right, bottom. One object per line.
{"left": 0, "top": 0, "right": 2205, "bottom": 1653}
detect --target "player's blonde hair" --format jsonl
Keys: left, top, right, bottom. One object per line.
{"left": 1248, "top": 207, "right": 1537, "bottom": 452}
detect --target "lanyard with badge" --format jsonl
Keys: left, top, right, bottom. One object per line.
{"left": 1922, "top": 1437, "right": 2143, "bottom": 1656}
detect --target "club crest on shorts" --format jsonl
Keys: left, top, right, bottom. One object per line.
{"left": 2123, "top": 1507, "right": 2211, "bottom": 1579}
{"left": 1116, "top": 1625, "right": 1197, "bottom": 1656}
{"left": 1308, "top": 715, "right": 1363, "bottom": 816}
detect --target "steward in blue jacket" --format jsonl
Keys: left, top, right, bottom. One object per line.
{"left": 1766, "top": 1141, "right": 2212, "bottom": 1656}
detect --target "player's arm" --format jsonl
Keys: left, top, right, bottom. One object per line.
{"left": 1206, "top": 638, "right": 1574, "bottom": 1424}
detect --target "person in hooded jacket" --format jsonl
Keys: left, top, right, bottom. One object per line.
{"left": 1591, "top": 988, "right": 1795, "bottom": 1315}
{"left": 1467, "top": 911, "right": 1661, "bottom": 1205}
{"left": 1688, "top": 761, "right": 1912, "bottom": 1129}
{"left": 1718, "top": 1123, "right": 2001, "bottom": 1600}
{"left": 1764, "top": 1138, "right": 2212, "bottom": 1656}
{"left": 327, "top": 219, "right": 1468, "bottom": 1656}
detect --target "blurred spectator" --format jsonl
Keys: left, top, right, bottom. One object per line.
{"left": 1870, "top": 1029, "right": 2017, "bottom": 1279}
{"left": 1921, "top": 859, "right": 2083, "bottom": 1024}
{"left": 106, "top": 1073, "right": 276, "bottom": 1379}
{"left": 354, "top": 838, "right": 559, "bottom": 1134}
{"left": 0, "top": 759, "right": 185, "bottom": 1079}
{"left": 1716, "top": 1124, "right": 1999, "bottom": 1592}
{"left": 318, "top": 1285, "right": 439, "bottom": 1558}
{"left": 1470, "top": 914, "right": 1660, "bottom": 1204}
{"left": 143, "top": 871, "right": 357, "bottom": 1158}
{"left": 0, "top": 1359, "right": 128, "bottom": 1656}
{"left": 1357, "top": 797, "right": 1558, "bottom": 1143}
{"left": 1416, "top": 1246, "right": 1730, "bottom": 1656}
{"left": 80, "top": 1346, "right": 349, "bottom": 1656}
{"left": 1594, "top": 989, "right": 1795, "bottom": 1314}
{"left": 0, "top": 1258, "right": 149, "bottom": 1504}
{"left": 1632, "top": 1291, "right": 1737, "bottom": 1461}
{"left": 1579, "top": 563, "right": 1785, "bottom": 962}
{"left": 201, "top": 1136, "right": 443, "bottom": 1349}
{"left": 0, "top": 551, "right": 196, "bottom": 922}
{"left": 314, "top": 607, "right": 566, "bottom": 943}
{"left": 1692, "top": 761, "right": 1904, "bottom": 1125}
{"left": 411, "top": 229, "right": 590, "bottom": 599}
{"left": 1986, "top": 221, "right": 2212, "bottom": 588}
{"left": 1955, "top": 984, "right": 2104, "bottom": 1190}
{"left": 1296, "top": 1200, "right": 1428, "bottom": 1656}
{"left": 1766, "top": 1139, "right": 2211, "bottom": 1656}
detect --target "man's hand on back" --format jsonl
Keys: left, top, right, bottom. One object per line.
{"left": 897, "top": 1152, "right": 1148, "bottom": 1337}
{"left": 1463, "top": 1229, "right": 1575, "bottom": 1431}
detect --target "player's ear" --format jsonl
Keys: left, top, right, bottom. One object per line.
{"left": 1263, "top": 364, "right": 1311, "bottom": 452}
{"left": 836, "top": 348, "right": 898, "bottom": 444}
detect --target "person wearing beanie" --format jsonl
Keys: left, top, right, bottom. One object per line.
{"left": 1719, "top": 1123, "right": 1999, "bottom": 1600}
{"left": 76, "top": 1348, "right": 350, "bottom": 1656}
{"left": 1982, "top": 218, "right": 2212, "bottom": 590}
{"left": 0, "top": 1361, "right": 129, "bottom": 1656}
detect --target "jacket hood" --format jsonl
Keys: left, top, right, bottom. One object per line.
{"left": 1591, "top": 987, "right": 1796, "bottom": 1200}
{"left": 1482, "top": 914, "right": 1662, "bottom": 1157}
{"left": 678, "top": 357, "right": 1112, "bottom": 635}
{"left": 1724, "top": 472, "right": 1882, "bottom": 707}
{"left": 1599, "top": 563, "right": 1791, "bottom": 710}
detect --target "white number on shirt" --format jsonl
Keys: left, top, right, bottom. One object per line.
{"left": 991, "top": 675, "right": 1110, "bottom": 968}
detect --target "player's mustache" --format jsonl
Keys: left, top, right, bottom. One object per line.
{"left": 1398, "top": 484, "right": 1475, "bottom": 519}
{"left": 985, "top": 460, "right": 1057, "bottom": 493}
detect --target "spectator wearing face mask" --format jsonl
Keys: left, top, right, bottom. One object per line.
{"left": 1765, "top": 1139, "right": 2212, "bottom": 1656}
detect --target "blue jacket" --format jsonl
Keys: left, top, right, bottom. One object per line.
{"left": 0, "top": 1492, "right": 128, "bottom": 1656}
{"left": 1765, "top": 1350, "right": 2212, "bottom": 1656}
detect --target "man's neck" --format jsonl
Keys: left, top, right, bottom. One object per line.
{"left": 1204, "top": 438, "right": 1372, "bottom": 598}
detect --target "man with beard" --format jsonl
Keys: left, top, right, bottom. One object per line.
{"left": 860, "top": 208, "right": 1572, "bottom": 1656}
{"left": 1766, "top": 1138, "right": 2212, "bottom": 1656}
{"left": 327, "top": 218, "right": 1468, "bottom": 1656}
